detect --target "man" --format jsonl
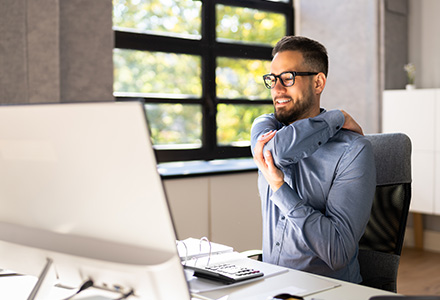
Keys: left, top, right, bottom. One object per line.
{"left": 251, "top": 36, "right": 376, "bottom": 283}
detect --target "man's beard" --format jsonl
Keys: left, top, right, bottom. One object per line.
{"left": 274, "top": 93, "right": 314, "bottom": 125}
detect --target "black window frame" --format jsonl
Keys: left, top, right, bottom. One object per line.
{"left": 114, "top": 0, "right": 294, "bottom": 163}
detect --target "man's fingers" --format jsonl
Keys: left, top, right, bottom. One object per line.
{"left": 258, "top": 130, "right": 276, "bottom": 142}
{"left": 254, "top": 130, "right": 279, "bottom": 184}
{"left": 254, "top": 130, "right": 277, "bottom": 165}
{"left": 341, "top": 110, "right": 364, "bottom": 136}
{"left": 264, "top": 150, "right": 279, "bottom": 175}
{"left": 264, "top": 150, "right": 274, "bottom": 167}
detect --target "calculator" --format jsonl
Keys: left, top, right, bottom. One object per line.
{"left": 185, "top": 262, "right": 264, "bottom": 284}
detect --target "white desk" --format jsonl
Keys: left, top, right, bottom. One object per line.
{"left": 304, "top": 277, "right": 397, "bottom": 300}
{"left": 197, "top": 265, "right": 396, "bottom": 300}
{"left": 0, "top": 262, "right": 397, "bottom": 300}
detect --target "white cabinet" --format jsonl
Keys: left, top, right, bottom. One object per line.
{"left": 210, "top": 173, "right": 262, "bottom": 252}
{"left": 382, "top": 89, "right": 439, "bottom": 214}
{"left": 436, "top": 98, "right": 440, "bottom": 214}
{"left": 163, "top": 177, "right": 210, "bottom": 239}
{"left": 163, "top": 172, "right": 262, "bottom": 252}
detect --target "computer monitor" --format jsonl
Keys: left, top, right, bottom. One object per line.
{"left": 0, "top": 101, "right": 191, "bottom": 299}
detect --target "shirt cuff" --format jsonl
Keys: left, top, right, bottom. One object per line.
{"left": 315, "top": 109, "right": 345, "bottom": 137}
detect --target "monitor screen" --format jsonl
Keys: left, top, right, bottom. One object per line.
{"left": 0, "top": 101, "right": 191, "bottom": 299}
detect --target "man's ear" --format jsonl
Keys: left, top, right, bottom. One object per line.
{"left": 314, "top": 72, "right": 326, "bottom": 94}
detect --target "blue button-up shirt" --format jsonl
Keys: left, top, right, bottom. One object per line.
{"left": 250, "top": 109, "right": 376, "bottom": 283}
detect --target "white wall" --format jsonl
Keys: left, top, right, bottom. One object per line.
{"left": 408, "top": 0, "right": 440, "bottom": 89}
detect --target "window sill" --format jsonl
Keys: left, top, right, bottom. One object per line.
{"left": 158, "top": 158, "right": 257, "bottom": 179}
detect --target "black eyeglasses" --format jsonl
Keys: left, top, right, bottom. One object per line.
{"left": 263, "top": 71, "right": 318, "bottom": 89}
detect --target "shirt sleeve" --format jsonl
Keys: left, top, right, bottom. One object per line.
{"left": 250, "top": 110, "right": 345, "bottom": 167}
{"left": 270, "top": 137, "right": 376, "bottom": 271}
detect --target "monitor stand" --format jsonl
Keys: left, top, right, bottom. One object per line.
{"left": 28, "top": 258, "right": 56, "bottom": 300}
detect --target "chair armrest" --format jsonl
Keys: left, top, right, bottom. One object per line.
{"left": 240, "top": 249, "right": 263, "bottom": 261}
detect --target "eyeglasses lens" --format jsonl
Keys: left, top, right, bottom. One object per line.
{"left": 264, "top": 75, "right": 276, "bottom": 89}
{"left": 280, "top": 72, "right": 294, "bottom": 87}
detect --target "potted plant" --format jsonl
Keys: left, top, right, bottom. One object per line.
{"left": 404, "top": 63, "right": 416, "bottom": 90}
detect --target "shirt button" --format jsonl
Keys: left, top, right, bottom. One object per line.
{"left": 276, "top": 242, "right": 280, "bottom": 246}
{"left": 318, "top": 141, "right": 322, "bottom": 146}
{"left": 336, "top": 125, "right": 340, "bottom": 130}
{"left": 281, "top": 216, "right": 285, "bottom": 220}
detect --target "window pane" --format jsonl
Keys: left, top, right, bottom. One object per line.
{"left": 113, "top": 0, "right": 202, "bottom": 39}
{"left": 217, "top": 104, "right": 273, "bottom": 146}
{"left": 216, "top": 5, "right": 286, "bottom": 46}
{"left": 114, "top": 49, "right": 202, "bottom": 97}
{"left": 216, "top": 57, "right": 271, "bottom": 100}
{"left": 145, "top": 104, "right": 202, "bottom": 148}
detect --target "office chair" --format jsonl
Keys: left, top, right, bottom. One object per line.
{"left": 359, "top": 133, "right": 412, "bottom": 293}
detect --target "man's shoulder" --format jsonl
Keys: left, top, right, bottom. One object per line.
{"left": 328, "top": 130, "right": 373, "bottom": 154}
{"left": 334, "top": 130, "right": 370, "bottom": 142}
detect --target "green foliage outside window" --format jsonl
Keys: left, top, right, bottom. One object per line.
{"left": 145, "top": 104, "right": 202, "bottom": 148}
{"left": 114, "top": 49, "right": 203, "bottom": 146}
{"left": 217, "top": 104, "right": 273, "bottom": 146}
{"left": 114, "top": 49, "right": 202, "bottom": 97}
{"left": 113, "top": 0, "right": 202, "bottom": 38}
{"left": 216, "top": 57, "right": 271, "bottom": 100}
{"left": 216, "top": 5, "right": 285, "bottom": 46}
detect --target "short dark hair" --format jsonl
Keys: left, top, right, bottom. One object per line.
{"left": 272, "top": 36, "right": 328, "bottom": 77}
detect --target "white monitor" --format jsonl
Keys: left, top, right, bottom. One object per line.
{"left": 0, "top": 101, "right": 191, "bottom": 299}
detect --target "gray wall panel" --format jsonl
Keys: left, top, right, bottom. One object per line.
{"left": 59, "top": 0, "right": 114, "bottom": 102}
{"left": 27, "top": 0, "right": 60, "bottom": 103}
{"left": 0, "top": 0, "right": 113, "bottom": 104}
{"left": 0, "top": 0, "right": 28, "bottom": 103}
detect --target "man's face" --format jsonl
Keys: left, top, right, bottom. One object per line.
{"left": 270, "top": 50, "right": 319, "bottom": 125}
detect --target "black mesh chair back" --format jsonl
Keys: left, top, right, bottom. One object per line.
{"left": 359, "top": 133, "right": 412, "bottom": 292}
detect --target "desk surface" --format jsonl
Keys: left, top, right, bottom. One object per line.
{"left": 0, "top": 264, "right": 396, "bottom": 300}
{"left": 197, "top": 265, "right": 396, "bottom": 300}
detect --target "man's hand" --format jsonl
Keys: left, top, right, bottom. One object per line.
{"left": 341, "top": 110, "right": 364, "bottom": 136}
{"left": 253, "top": 130, "right": 285, "bottom": 192}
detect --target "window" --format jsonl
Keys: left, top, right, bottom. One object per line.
{"left": 113, "top": 0, "right": 293, "bottom": 163}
